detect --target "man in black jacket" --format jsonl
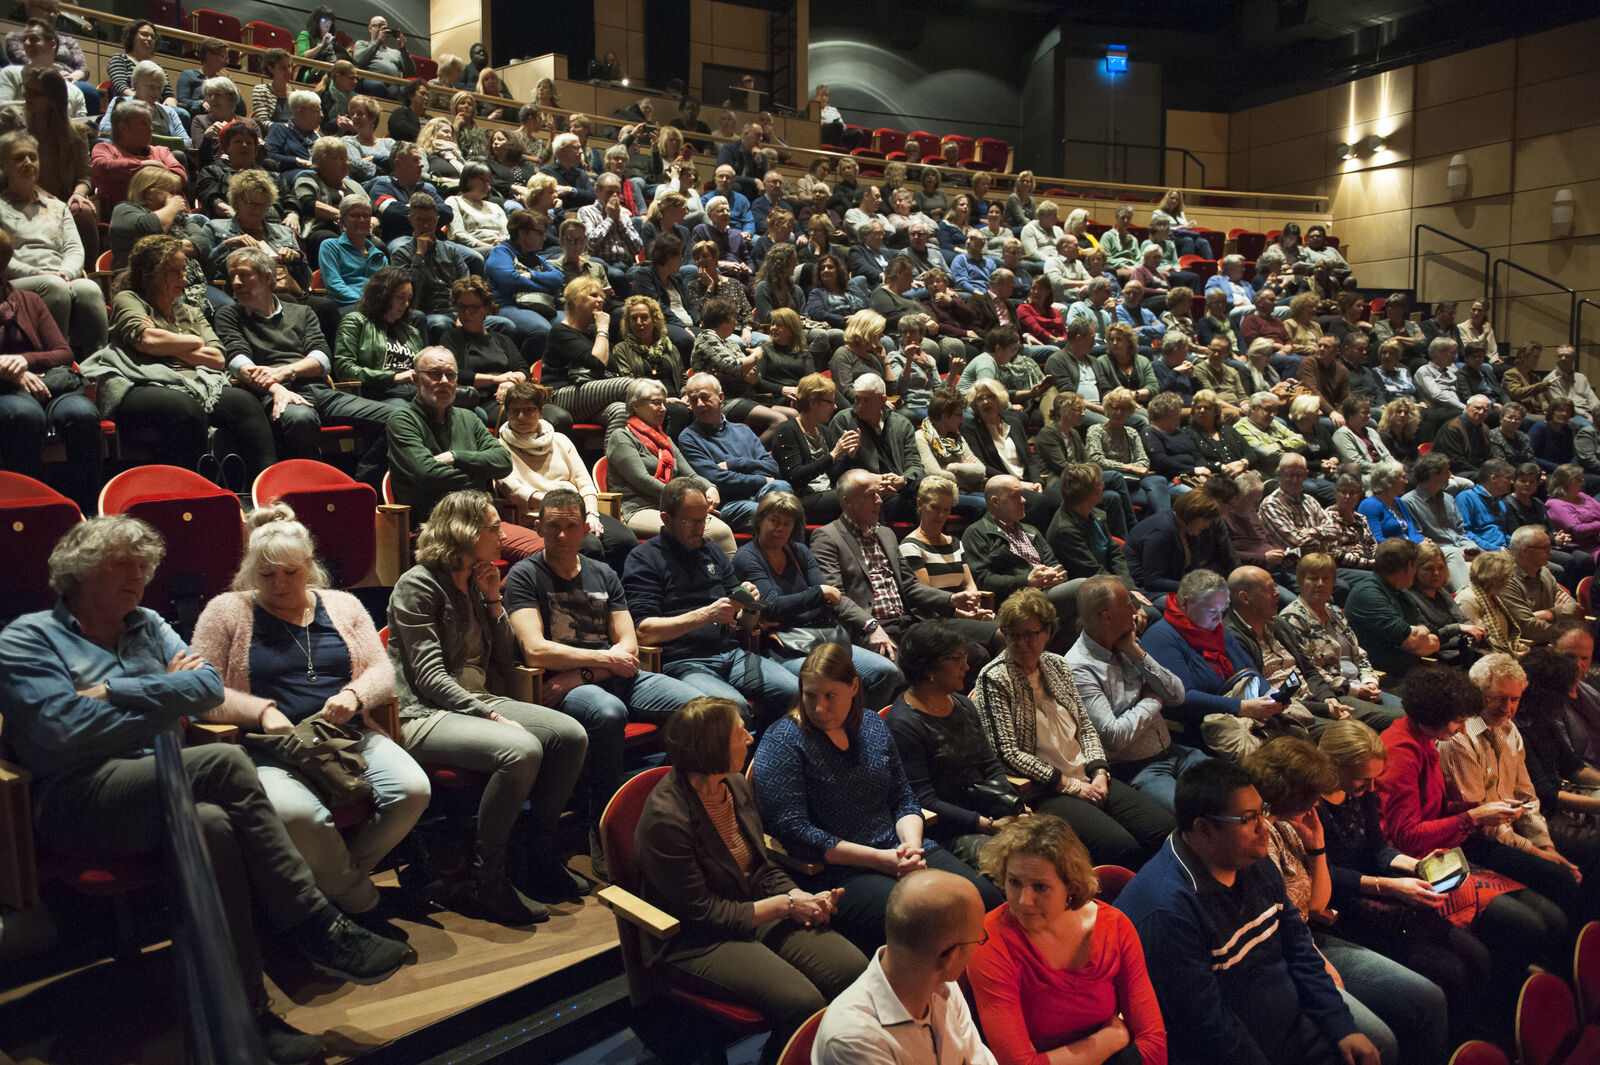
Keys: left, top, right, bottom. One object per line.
{"left": 825, "top": 374, "right": 923, "bottom": 523}
{"left": 963, "top": 474, "right": 1079, "bottom": 647}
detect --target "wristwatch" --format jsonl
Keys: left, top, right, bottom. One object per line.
{"left": 579, "top": 667, "right": 595, "bottom": 684}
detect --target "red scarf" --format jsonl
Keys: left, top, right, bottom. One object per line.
{"left": 628, "top": 415, "right": 676, "bottom": 483}
{"left": 1162, "top": 596, "right": 1235, "bottom": 681}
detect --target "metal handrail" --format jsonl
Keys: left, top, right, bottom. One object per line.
{"left": 1410, "top": 224, "right": 1490, "bottom": 304}
{"left": 1574, "top": 298, "right": 1599, "bottom": 352}
{"left": 1059, "top": 137, "right": 1207, "bottom": 191}
{"left": 155, "top": 730, "right": 261, "bottom": 1064}
{"left": 1492, "top": 257, "right": 1578, "bottom": 346}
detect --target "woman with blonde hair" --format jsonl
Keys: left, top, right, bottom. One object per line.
{"left": 448, "top": 89, "right": 486, "bottom": 158}
{"left": 542, "top": 274, "right": 633, "bottom": 435}
{"left": 970, "top": 814, "right": 1166, "bottom": 1065}
{"left": 828, "top": 307, "right": 897, "bottom": 406}
{"left": 416, "top": 116, "right": 466, "bottom": 193}
{"left": 1276, "top": 552, "right": 1402, "bottom": 726}
{"left": 611, "top": 293, "right": 690, "bottom": 434}
{"left": 190, "top": 505, "right": 430, "bottom": 918}
{"left": 1285, "top": 291, "right": 1324, "bottom": 358}
{"left": 341, "top": 94, "right": 394, "bottom": 181}
{"left": 1003, "top": 170, "right": 1035, "bottom": 228}
{"left": 900, "top": 474, "right": 989, "bottom": 595}
{"left": 1377, "top": 396, "right": 1423, "bottom": 466}
{"left": 386, "top": 489, "right": 589, "bottom": 922}
{"left": 769, "top": 372, "right": 849, "bottom": 524}
{"left": 474, "top": 67, "right": 511, "bottom": 122}
{"left": 1453, "top": 551, "right": 1523, "bottom": 656}
{"left": 522, "top": 171, "right": 561, "bottom": 217}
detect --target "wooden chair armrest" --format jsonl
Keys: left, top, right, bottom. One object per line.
{"left": 1006, "top": 775, "right": 1031, "bottom": 790}
{"left": 978, "top": 591, "right": 995, "bottom": 612}
{"left": 512, "top": 663, "right": 545, "bottom": 706}
{"left": 496, "top": 495, "right": 529, "bottom": 526}
{"left": 185, "top": 720, "right": 241, "bottom": 744}
{"left": 364, "top": 699, "right": 400, "bottom": 740}
{"left": 330, "top": 380, "right": 360, "bottom": 395}
{"left": 596, "top": 492, "right": 623, "bottom": 519}
{"left": 765, "top": 834, "right": 825, "bottom": 876}
{"left": 639, "top": 645, "right": 662, "bottom": 673}
{"left": 596, "top": 884, "right": 681, "bottom": 939}
{"left": 923, "top": 808, "right": 938, "bottom": 827}
{"left": 0, "top": 756, "right": 39, "bottom": 911}
{"left": 375, "top": 503, "right": 412, "bottom": 584}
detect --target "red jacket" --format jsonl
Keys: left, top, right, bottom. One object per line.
{"left": 1378, "top": 716, "right": 1473, "bottom": 855}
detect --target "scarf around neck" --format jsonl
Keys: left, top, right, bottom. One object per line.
{"left": 1162, "top": 596, "right": 1235, "bottom": 681}
{"left": 628, "top": 415, "right": 676, "bottom": 483}
{"left": 500, "top": 418, "right": 554, "bottom": 456}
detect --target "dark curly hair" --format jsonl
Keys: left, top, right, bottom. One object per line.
{"left": 355, "top": 264, "right": 416, "bottom": 330}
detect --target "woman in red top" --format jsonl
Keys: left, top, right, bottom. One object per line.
{"left": 1018, "top": 275, "right": 1068, "bottom": 345}
{"left": 1375, "top": 665, "right": 1568, "bottom": 976}
{"left": 969, "top": 814, "right": 1166, "bottom": 1065}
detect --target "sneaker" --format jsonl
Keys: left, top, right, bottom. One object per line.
{"left": 293, "top": 909, "right": 415, "bottom": 985}
{"left": 256, "top": 1009, "right": 324, "bottom": 1065}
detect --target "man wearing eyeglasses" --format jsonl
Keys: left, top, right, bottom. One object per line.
{"left": 813, "top": 868, "right": 998, "bottom": 1065}
{"left": 1117, "top": 760, "right": 1381, "bottom": 1065}
{"left": 386, "top": 347, "right": 535, "bottom": 557}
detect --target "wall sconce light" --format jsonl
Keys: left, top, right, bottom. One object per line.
{"left": 1553, "top": 188, "right": 1576, "bottom": 238}
{"left": 1447, "top": 154, "right": 1470, "bottom": 201}
{"left": 1360, "top": 134, "right": 1387, "bottom": 155}
{"left": 1336, "top": 141, "right": 1357, "bottom": 161}
{"left": 1104, "top": 46, "right": 1128, "bottom": 74}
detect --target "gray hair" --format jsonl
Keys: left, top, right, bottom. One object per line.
{"left": 626, "top": 377, "right": 668, "bottom": 411}
{"left": 232, "top": 504, "right": 329, "bottom": 592}
{"left": 1249, "top": 390, "right": 1278, "bottom": 407}
{"left": 551, "top": 132, "right": 580, "bottom": 153}
{"left": 685, "top": 371, "right": 722, "bottom": 395}
{"left": 1066, "top": 316, "right": 1096, "bottom": 341}
{"left": 1427, "top": 336, "right": 1458, "bottom": 362}
{"left": 1468, "top": 651, "right": 1525, "bottom": 691}
{"left": 201, "top": 75, "right": 238, "bottom": 103}
{"left": 225, "top": 246, "right": 277, "bottom": 279}
{"left": 1509, "top": 524, "right": 1551, "bottom": 553}
{"left": 1086, "top": 278, "right": 1112, "bottom": 299}
{"left": 48, "top": 515, "right": 165, "bottom": 598}
{"left": 131, "top": 59, "right": 165, "bottom": 85}
{"left": 1236, "top": 470, "right": 1265, "bottom": 493}
{"left": 1159, "top": 331, "right": 1188, "bottom": 360}
{"left": 338, "top": 194, "right": 373, "bottom": 219}
{"left": 604, "top": 144, "right": 628, "bottom": 163}
{"left": 854, "top": 372, "right": 887, "bottom": 396}
{"left": 596, "top": 171, "right": 622, "bottom": 191}
{"left": 288, "top": 89, "right": 321, "bottom": 110}
{"left": 1177, "top": 568, "right": 1229, "bottom": 603}
{"left": 1220, "top": 253, "right": 1244, "bottom": 270}
{"left": 1076, "top": 574, "right": 1125, "bottom": 632}
{"left": 898, "top": 314, "right": 929, "bottom": 339}
{"left": 909, "top": 219, "right": 934, "bottom": 237}
{"left": 839, "top": 468, "right": 881, "bottom": 500}
{"left": 1246, "top": 337, "right": 1278, "bottom": 362}
{"left": 1276, "top": 451, "right": 1308, "bottom": 471}
{"left": 108, "top": 99, "right": 153, "bottom": 139}
{"left": 1367, "top": 459, "right": 1406, "bottom": 495}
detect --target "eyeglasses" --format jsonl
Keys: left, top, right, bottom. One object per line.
{"left": 1203, "top": 802, "right": 1271, "bottom": 827}
{"left": 941, "top": 930, "right": 989, "bottom": 954}
{"left": 455, "top": 301, "right": 486, "bottom": 312}
{"left": 1004, "top": 627, "right": 1049, "bottom": 642}
{"left": 418, "top": 368, "right": 458, "bottom": 381}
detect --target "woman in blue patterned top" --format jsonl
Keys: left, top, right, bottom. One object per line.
{"left": 750, "top": 643, "right": 1002, "bottom": 951}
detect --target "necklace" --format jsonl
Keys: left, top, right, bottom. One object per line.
{"left": 268, "top": 597, "right": 318, "bottom": 681}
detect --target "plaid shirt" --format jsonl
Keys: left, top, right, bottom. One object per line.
{"left": 1318, "top": 507, "right": 1377, "bottom": 568}
{"left": 997, "top": 519, "right": 1042, "bottom": 566}
{"left": 1260, "top": 488, "right": 1328, "bottom": 552}
{"left": 843, "top": 516, "right": 907, "bottom": 623}
{"left": 577, "top": 200, "right": 644, "bottom": 264}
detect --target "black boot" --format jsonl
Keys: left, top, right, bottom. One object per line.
{"left": 431, "top": 851, "right": 549, "bottom": 926}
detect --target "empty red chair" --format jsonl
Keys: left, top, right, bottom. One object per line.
{"left": 1446, "top": 1042, "right": 1508, "bottom": 1065}
{"left": 145, "top": 0, "right": 179, "bottom": 29}
{"left": 872, "top": 128, "right": 906, "bottom": 155}
{"left": 0, "top": 471, "right": 81, "bottom": 623}
{"left": 958, "top": 159, "right": 987, "bottom": 171}
{"left": 1117, "top": 192, "right": 1151, "bottom": 203}
{"left": 98, "top": 465, "right": 244, "bottom": 631}
{"left": 906, "top": 130, "right": 940, "bottom": 160}
{"left": 850, "top": 146, "right": 885, "bottom": 160}
{"left": 1578, "top": 920, "right": 1600, "bottom": 1024}
{"left": 1235, "top": 232, "right": 1268, "bottom": 260}
{"left": 187, "top": 9, "right": 242, "bottom": 42}
{"left": 252, "top": 460, "right": 378, "bottom": 589}
{"left": 1516, "top": 971, "right": 1585, "bottom": 1065}
{"left": 976, "top": 137, "right": 1009, "bottom": 172}
{"left": 1093, "top": 864, "right": 1136, "bottom": 904}
{"left": 243, "top": 21, "right": 292, "bottom": 71}
{"left": 411, "top": 55, "right": 438, "bottom": 81}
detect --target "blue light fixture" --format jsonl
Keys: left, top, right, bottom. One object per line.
{"left": 1105, "top": 45, "right": 1128, "bottom": 74}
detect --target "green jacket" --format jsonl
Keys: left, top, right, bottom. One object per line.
{"left": 333, "top": 311, "right": 426, "bottom": 399}
{"left": 386, "top": 396, "right": 513, "bottom": 521}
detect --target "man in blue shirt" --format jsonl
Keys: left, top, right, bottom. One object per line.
{"left": 1115, "top": 279, "right": 1164, "bottom": 347}
{"left": 709, "top": 163, "right": 755, "bottom": 239}
{"left": 715, "top": 122, "right": 768, "bottom": 200}
{"left": 622, "top": 476, "right": 799, "bottom": 727}
{"left": 1455, "top": 457, "right": 1514, "bottom": 551}
{"left": 538, "top": 133, "right": 596, "bottom": 211}
{"left": 0, "top": 516, "right": 412, "bottom": 1062}
{"left": 750, "top": 168, "right": 791, "bottom": 236}
{"left": 1116, "top": 760, "right": 1379, "bottom": 1065}
{"left": 675, "top": 372, "right": 792, "bottom": 530}
{"left": 367, "top": 143, "right": 455, "bottom": 244}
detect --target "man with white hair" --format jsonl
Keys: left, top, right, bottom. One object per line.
{"left": 538, "top": 132, "right": 596, "bottom": 208}
{"left": 827, "top": 373, "right": 923, "bottom": 524}
{"left": 265, "top": 89, "right": 325, "bottom": 172}
{"left": 675, "top": 373, "right": 791, "bottom": 530}
{"left": 577, "top": 172, "right": 643, "bottom": 286}
{"left": 1045, "top": 233, "right": 1091, "bottom": 301}
{"left": 904, "top": 220, "right": 948, "bottom": 279}
{"left": 709, "top": 163, "right": 754, "bottom": 237}
{"left": 714, "top": 122, "right": 766, "bottom": 200}
{"left": 1504, "top": 525, "right": 1583, "bottom": 646}
{"left": 1546, "top": 343, "right": 1600, "bottom": 423}
{"left": 1019, "top": 200, "right": 1062, "bottom": 263}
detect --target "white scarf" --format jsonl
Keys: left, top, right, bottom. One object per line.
{"left": 499, "top": 418, "right": 554, "bottom": 457}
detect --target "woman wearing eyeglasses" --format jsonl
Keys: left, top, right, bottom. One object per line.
{"left": 969, "top": 814, "right": 1166, "bottom": 1065}
{"left": 973, "top": 589, "right": 1175, "bottom": 869}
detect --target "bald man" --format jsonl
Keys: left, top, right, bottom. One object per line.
{"left": 813, "top": 869, "right": 998, "bottom": 1065}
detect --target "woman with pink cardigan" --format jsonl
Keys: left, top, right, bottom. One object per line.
{"left": 1545, "top": 463, "right": 1600, "bottom": 560}
{"left": 190, "top": 505, "right": 431, "bottom": 918}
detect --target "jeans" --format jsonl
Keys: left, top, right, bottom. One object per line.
{"left": 1129, "top": 473, "right": 1172, "bottom": 515}
{"left": 1321, "top": 933, "right": 1446, "bottom": 1065}
{"left": 280, "top": 383, "right": 399, "bottom": 488}
{"left": 719, "top": 479, "right": 795, "bottom": 530}
{"left": 403, "top": 699, "right": 588, "bottom": 860}
{"left": 13, "top": 274, "right": 108, "bottom": 355}
{"left": 663, "top": 647, "right": 801, "bottom": 730}
{"left": 496, "top": 305, "right": 554, "bottom": 361}
{"left": 559, "top": 671, "right": 702, "bottom": 819}
{"left": 252, "top": 726, "right": 431, "bottom": 913}
{"left": 773, "top": 644, "right": 903, "bottom": 713}
{"left": 0, "top": 389, "right": 101, "bottom": 512}
{"left": 1114, "top": 744, "right": 1212, "bottom": 810}
{"left": 33, "top": 743, "right": 327, "bottom": 1012}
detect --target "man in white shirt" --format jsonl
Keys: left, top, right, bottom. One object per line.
{"left": 813, "top": 869, "right": 998, "bottom": 1065}
{"left": 1546, "top": 344, "right": 1600, "bottom": 424}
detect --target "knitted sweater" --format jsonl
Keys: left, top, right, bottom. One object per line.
{"left": 189, "top": 589, "right": 393, "bottom": 729}
{"left": 972, "top": 650, "right": 1108, "bottom": 789}
{"left": 494, "top": 420, "right": 602, "bottom": 515}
